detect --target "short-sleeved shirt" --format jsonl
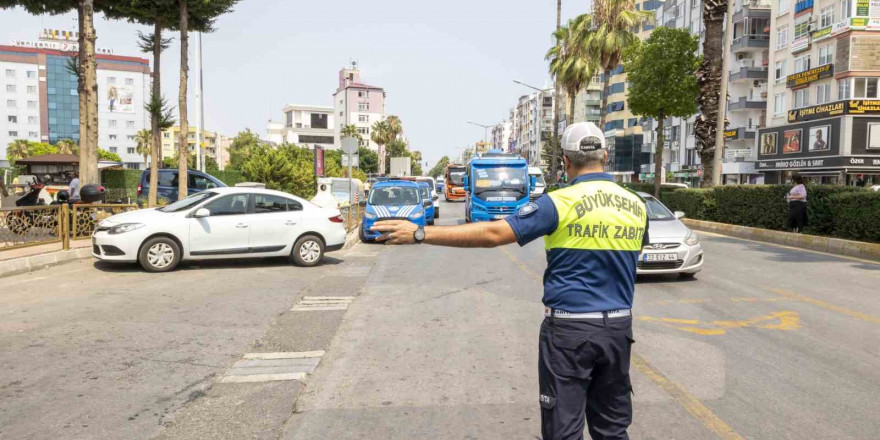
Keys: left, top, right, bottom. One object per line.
{"left": 69, "top": 178, "right": 81, "bottom": 200}
{"left": 505, "top": 172, "right": 649, "bottom": 313}
{"left": 788, "top": 184, "right": 807, "bottom": 202}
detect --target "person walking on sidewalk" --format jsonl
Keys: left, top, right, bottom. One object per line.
{"left": 371, "top": 122, "right": 649, "bottom": 440}
{"left": 786, "top": 174, "right": 808, "bottom": 233}
{"left": 68, "top": 171, "right": 81, "bottom": 202}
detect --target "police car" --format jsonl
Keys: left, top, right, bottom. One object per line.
{"left": 359, "top": 180, "right": 429, "bottom": 242}
{"left": 637, "top": 192, "right": 704, "bottom": 278}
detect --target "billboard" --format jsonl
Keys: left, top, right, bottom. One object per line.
{"left": 106, "top": 85, "right": 133, "bottom": 113}
{"left": 314, "top": 146, "right": 325, "bottom": 177}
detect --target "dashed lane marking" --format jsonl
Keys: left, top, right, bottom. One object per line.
{"left": 290, "top": 296, "right": 355, "bottom": 312}
{"left": 765, "top": 288, "right": 880, "bottom": 324}
{"left": 219, "top": 351, "right": 324, "bottom": 384}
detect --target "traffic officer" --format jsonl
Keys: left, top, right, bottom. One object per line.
{"left": 371, "top": 122, "right": 648, "bottom": 440}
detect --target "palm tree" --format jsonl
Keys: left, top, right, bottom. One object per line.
{"left": 588, "top": 0, "right": 652, "bottom": 132}
{"left": 695, "top": 0, "right": 729, "bottom": 185}
{"left": 340, "top": 124, "right": 363, "bottom": 144}
{"left": 547, "top": 14, "right": 596, "bottom": 126}
{"left": 370, "top": 120, "right": 393, "bottom": 175}
{"left": 55, "top": 139, "right": 80, "bottom": 156}
{"left": 6, "top": 139, "right": 30, "bottom": 165}
{"left": 135, "top": 129, "right": 152, "bottom": 168}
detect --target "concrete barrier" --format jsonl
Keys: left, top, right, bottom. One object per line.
{"left": 682, "top": 218, "right": 880, "bottom": 262}
{"left": 0, "top": 247, "right": 93, "bottom": 279}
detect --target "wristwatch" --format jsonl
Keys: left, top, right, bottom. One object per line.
{"left": 413, "top": 226, "right": 426, "bottom": 244}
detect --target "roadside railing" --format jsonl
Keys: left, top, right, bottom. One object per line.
{"left": 71, "top": 204, "right": 138, "bottom": 240}
{"left": 0, "top": 203, "right": 138, "bottom": 253}
{"left": 340, "top": 204, "right": 362, "bottom": 233}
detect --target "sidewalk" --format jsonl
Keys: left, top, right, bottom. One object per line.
{"left": 0, "top": 240, "right": 92, "bottom": 278}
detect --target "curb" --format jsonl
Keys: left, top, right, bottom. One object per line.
{"left": 0, "top": 247, "right": 93, "bottom": 279}
{"left": 683, "top": 218, "right": 880, "bottom": 262}
{"left": 342, "top": 222, "right": 362, "bottom": 250}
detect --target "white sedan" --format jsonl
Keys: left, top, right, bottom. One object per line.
{"left": 637, "top": 192, "right": 704, "bottom": 278}
{"left": 92, "top": 187, "right": 347, "bottom": 272}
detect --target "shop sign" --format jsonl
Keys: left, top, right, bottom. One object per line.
{"left": 812, "top": 26, "right": 832, "bottom": 40}
{"left": 786, "top": 100, "right": 880, "bottom": 122}
{"left": 756, "top": 156, "right": 880, "bottom": 170}
{"left": 856, "top": 0, "right": 869, "bottom": 16}
{"left": 791, "top": 36, "right": 810, "bottom": 53}
{"left": 786, "top": 64, "right": 833, "bottom": 88}
{"left": 850, "top": 36, "right": 880, "bottom": 71}
{"left": 831, "top": 20, "right": 851, "bottom": 35}
{"left": 724, "top": 129, "right": 738, "bottom": 139}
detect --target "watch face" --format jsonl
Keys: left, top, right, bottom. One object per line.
{"left": 414, "top": 228, "right": 426, "bottom": 242}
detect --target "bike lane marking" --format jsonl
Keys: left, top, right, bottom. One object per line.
{"left": 498, "top": 245, "right": 747, "bottom": 440}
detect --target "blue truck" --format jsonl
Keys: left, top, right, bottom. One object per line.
{"left": 463, "top": 150, "right": 534, "bottom": 223}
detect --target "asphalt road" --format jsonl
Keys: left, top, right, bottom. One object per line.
{"left": 1, "top": 200, "right": 878, "bottom": 439}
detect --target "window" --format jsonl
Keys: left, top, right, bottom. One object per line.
{"left": 817, "top": 83, "right": 832, "bottom": 104}
{"left": 28, "top": 131, "right": 37, "bottom": 138}
{"left": 163, "top": 132, "right": 170, "bottom": 138}
{"left": 358, "top": 115, "right": 369, "bottom": 123}
{"left": 27, "top": 85, "right": 36, "bottom": 94}
{"left": 686, "top": 122, "right": 695, "bottom": 135}
{"left": 627, "top": 118, "right": 639, "bottom": 127}
{"left": 6, "top": 99, "right": 16, "bottom": 108}
{"left": 125, "top": 78, "right": 134, "bottom": 85}
{"left": 819, "top": 6, "right": 835, "bottom": 28}
{"left": 109, "top": 134, "right": 118, "bottom": 140}
{"left": 868, "top": 123, "right": 880, "bottom": 149}
{"left": 853, "top": 77, "right": 879, "bottom": 99}
{"left": 794, "top": 54, "right": 810, "bottom": 73}
{"left": 109, "top": 120, "right": 117, "bottom": 127}
{"left": 838, "top": 78, "right": 850, "bottom": 99}
{"left": 774, "top": 60, "right": 787, "bottom": 83}
{"left": 310, "top": 113, "right": 328, "bottom": 129}
{"left": 839, "top": 0, "right": 851, "bottom": 18}
{"left": 7, "top": 115, "right": 17, "bottom": 123}
{"left": 6, "top": 84, "right": 16, "bottom": 92}
{"left": 358, "top": 102, "right": 369, "bottom": 111}
{"left": 794, "top": 17, "right": 811, "bottom": 39}
{"left": 109, "top": 147, "right": 117, "bottom": 153}
{"left": 254, "top": 194, "right": 302, "bottom": 213}
{"left": 8, "top": 131, "right": 18, "bottom": 137}
{"left": 107, "top": 77, "right": 116, "bottom": 84}
{"left": 26, "top": 71, "right": 36, "bottom": 79}
{"left": 28, "top": 116, "right": 37, "bottom": 124}
{"left": 818, "top": 45, "right": 833, "bottom": 65}
{"left": 188, "top": 174, "right": 219, "bottom": 190}
{"left": 607, "top": 82, "right": 626, "bottom": 94}
{"left": 126, "top": 120, "right": 135, "bottom": 128}
{"left": 794, "top": 89, "right": 810, "bottom": 108}
{"left": 127, "top": 147, "right": 136, "bottom": 154}
{"left": 27, "top": 101, "right": 36, "bottom": 109}
{"left": 691, "top": 0, "right": 697, "bottom": 8}
{"left": 357, "top": 90, "right": 369, "bottom": 98}
{"left": 776, "top": 25, "right": 789, "bottom": 50}
{"left": 780, "top": 0, "right": 791, "bottom": 14}
{"left": 774, "top": 93, "right": 786, "bottom": 115}
{"left": 358, "top": 127, "right": 370, "bottom": 135}
{"left": 204, "top": 194, "right": 248, "bottom": 216}
{"left": 127, "top": 135, "right": 135, "bottom": 141}
{"left": 5, "top": 69, "right": 14, "bottom": 78}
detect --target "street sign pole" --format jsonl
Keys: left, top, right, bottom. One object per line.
{"left": 341, "top": 137, "right": 359, "bottom": 226}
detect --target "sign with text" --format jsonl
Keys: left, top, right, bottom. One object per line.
{"left": 786, "top": 64, "right": 833, "bottom": 88}
{"left": 850, "top": 36, "right": 880, "bottom": 71}
{"left": 756, "top": 155, "right": 880, "bottom": 170}
{"left": 314, "top": 146, "right": 325, "bottom": 177}
{"left": 786, "top": 100, "right": 880, "bottom": 123}
{"left": 723, "top": 129, "right": 738, "bottom": 139}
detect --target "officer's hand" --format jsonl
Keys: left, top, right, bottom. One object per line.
{"left": 371, "top": 220, "right": 418, "bottom": 245}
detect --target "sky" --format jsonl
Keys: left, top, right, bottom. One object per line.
{"left": 0, "top": 1, "right": 588, "bottom": 167}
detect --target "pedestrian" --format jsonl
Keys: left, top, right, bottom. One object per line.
{"left": 371, "top": 122, "right": 648, "bottom": 440}
{"left": 68, "top": 171, "right": 81, "bottom": 202}
{"left": 855, "top": 174, "right": 866, "bottom": 187}
{"left": 786, "top": 174, "right": 808, "bottom": 233}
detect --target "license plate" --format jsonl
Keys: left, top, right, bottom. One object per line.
{"left": 493, "top": 214, "right": 507, "bottom": 219}
{"left": 644, "top": 253, "right": 677, "bottom": 262}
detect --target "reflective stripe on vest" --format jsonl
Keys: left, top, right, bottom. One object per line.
{"left": 545, "top": 180, "right": 647, "bottom": 251}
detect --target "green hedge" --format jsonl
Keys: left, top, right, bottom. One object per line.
{"left": 827, "top": 192, "right": 880, "bottom": 242}
{"left": 662, "top": 188, "right": 717, "bottom": 221}
{"left": 101, "top": 169, "right": 142, "bottom": 202}
{"left": 208, "top": 170, "right": 244, "bottom": 186}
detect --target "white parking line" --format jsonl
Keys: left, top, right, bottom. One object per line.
{"left": 220, "top": 351, "right": 325, "bottom": 384}
{"left": 290, "top": 296, "right": 355, "bottom": 312}
{"left": 243, "top": 351, "right": 325, "bottom": 360}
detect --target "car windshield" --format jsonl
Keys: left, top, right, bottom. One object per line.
{"left": 448, "top": 171, "right": 465, "bottom": 185}
{"left": 369, "top": 186, "right": 420, "bottom": 205}
{"left": 158, "top": 191, "right": 217, "bottom": 213}
{"left": 644, "top": 196, "right": 675, "bottom": 221}
{"left": 473, "top": 167, "right": 528, "bottom": 196}
{"left": 418, "top": 186, "right": 430, "bottom": 200}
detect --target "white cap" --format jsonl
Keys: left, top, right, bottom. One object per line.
{"left": 561, "top": 122, "right": 605, "bottom": 152}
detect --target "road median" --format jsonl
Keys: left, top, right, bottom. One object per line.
{"left": 683, "top": 218, "right": 880, "bottom": 262}
{"left": 0, "top": 242, "right": 93, "bottom": 279}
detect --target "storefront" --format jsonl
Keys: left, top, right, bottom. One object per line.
{"left": 757, "top": 100, "right": 880, "bottom": 184}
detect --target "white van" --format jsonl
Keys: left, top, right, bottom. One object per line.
{"left": 528, "top": 167, "right": 546, "bottom": 201}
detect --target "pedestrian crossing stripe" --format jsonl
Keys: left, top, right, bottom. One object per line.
{"left": 290, "top": 296, "right": 355, "bottom": 312}
{"left": 219, "top": 351, "right": 325, "bottom": 384}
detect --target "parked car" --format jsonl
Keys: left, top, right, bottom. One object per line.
{"left": 637, "top": 192, "right": 704, "bottom": 278}
{"left": 137, "top": 169, "right": 226, "bottom": 203}
{"left": 93, "top": 187, "right": 346, "bottom": 272}
{"left": 528, "top": 166, "right": 546, "bottom": 201}
{"left": 359, "top": 180, "right": 427, "bottom": 243}
{"left": 417, "top": 181, "right": 436, "bottom": 225}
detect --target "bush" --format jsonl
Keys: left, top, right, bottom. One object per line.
{"left": 712, "top": 185, "right": 790, "bottom": 230}
{"left": 101, "top": 169, "right": 141, "bottom": 202}
{"left": 662, "top": 188, "right": 716, "bottom": 221}
{"left": 208, "top": 170, "right": 244, "bottom": 186}
{"left": 801, "top": 185, "right": 862, "bottom": 236}
{"left": 826, "top": 192, "right": 880, "bottom": 242}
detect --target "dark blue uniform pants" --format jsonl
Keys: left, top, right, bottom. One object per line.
{"left": 539, "top": 315, "right": 634, "bottom": 440}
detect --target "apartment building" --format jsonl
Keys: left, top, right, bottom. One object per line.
{"left": 332, "top": 62, "right": 386, "bottom": 151}
{"left": 266, "top": 104, "right": 336, "bottom": 150}
{"left": 759, "top": 0, "right": 880, "bottom": 184}
{"left": 161, "top": 126, "right": 221, "bottom": 164}
{"left": 490, "top": 120, "right": 512, "bottom": 153}
{"left": 510, "top": 90, "right": 555, "bottom": 167}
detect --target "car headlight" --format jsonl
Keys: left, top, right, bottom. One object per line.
{"left": 685, "top": 230, "right": 700, "bottom": 246}
{"left": 364, "top": 212, "right": 377, "bottom": 219}
{"left": 408, "top": 211, "right": 423, "bottom": 220}
{"left": 108, "top": 223, "right": 145, "bottom": 235}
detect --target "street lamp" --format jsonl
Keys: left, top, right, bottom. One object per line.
{"left": 467, "top": 121, "right": 492, "bottom": 146}
{"left": 513, "top": 80, "right": 552, "bottom": 92}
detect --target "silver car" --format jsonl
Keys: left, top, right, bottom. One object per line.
{"left": 637, "top": 192, "right": 704, "bottom": 278}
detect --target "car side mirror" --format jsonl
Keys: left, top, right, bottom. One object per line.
{"left": 193, "top": 208, "right": 211, "bottom": 218}
{"left": 674, "top": 211, "right": 686, "bottom": 219}
{"left": 423, "top": 200, "right": 431, "bottom": 208}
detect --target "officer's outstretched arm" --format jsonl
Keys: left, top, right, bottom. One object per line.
{"left": 371, "top": 219, "right": 517, "bottom": 248}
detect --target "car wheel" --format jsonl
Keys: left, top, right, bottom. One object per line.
{"left": 138, "top": 237, "right": 181, "bottom": 272}
{"left": 358, "top": 225, "right": 371, "bottom": 243}
{"left": 292, "top": 234, "right": 325, "bottom": 267}
{"left": 679, "top": 272, "right": 697, "bottom": 280}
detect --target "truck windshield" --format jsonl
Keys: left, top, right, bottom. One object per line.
{"left": 369, "top": 186, "right": 420, "bottom": 205}
{"left": 448, "top": 171, "right": 465, "bottom": 185}
{"left": 473, "top": 167, "right": 528, "bottom": 199}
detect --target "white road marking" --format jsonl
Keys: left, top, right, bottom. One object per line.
{"left": 219, "top": 373, "right": 307, "bottom": 383}
{"left": 243, "top": 350, "right": 325, "bottom": 360}
{"left": 291, "top": 296, "right": 355, "bottom": 312}
{"left": 220, "top": 351, "right": 325, "bottom": 384}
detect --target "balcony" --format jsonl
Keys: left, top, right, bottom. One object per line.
{"left": 730, "top": 66, "right": 769, "bottom": 82}
{"left": 732, "top": 1, "right": 771, "bottom": 23}
{"left": 731, "top": 34, "right": 770, "bottom": 52}
{"left": 585, "top": 99, "right": 602, "bottom": 106}
{"left": 728, "top": 96, "right": 766, "bottom": 111}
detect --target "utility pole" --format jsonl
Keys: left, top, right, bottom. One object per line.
{"left": 551, "top": 0, "right": 562, "bottom": 184}
{"left": 712, "top": 0, "right": 734, "bottom": 186}
{"left": 194, "top": 32, "right": 203, "bottom": 172}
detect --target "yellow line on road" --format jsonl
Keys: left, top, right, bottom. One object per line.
{"left": 766, "top": 288, "right": 880, "bottom": 324}
{"left": 500, "top": 244, "right": 746, "bottom": 439}
{"left": 631, "top": 353, "right": 746, "bottom": 440}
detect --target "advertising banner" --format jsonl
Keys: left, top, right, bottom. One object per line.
{"left": 756, "top": 155, "right": 880, "bottom": 170}
{"left": 783, "top": 129, "right": 802, "bottom": 154}
{"left": 786, "top": 64, "right": 834, "bottom": 88}
{"left": 106, "top": 85, "right": 133, "bottom": 113}
{"left": 850, "top": 36, "right": 880, "bottom": 71}
{"left": 314, "top": 146, "right": 325, "bottom": 177}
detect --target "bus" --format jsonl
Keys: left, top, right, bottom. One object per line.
{"left": 444, "top": 164, "right": 467, "bottom": 201}
{"left": 463, "top": 150, "right": 533, "bottom": 223}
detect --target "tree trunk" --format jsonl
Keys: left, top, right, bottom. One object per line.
{"left": 378, "top": 144, "right": 386, "bottom": 175}
{"left": 177, "top": 0, "right": 189, "bottom": 200}
{"left": 600, "top": 68, "right": 613, "bottom": 172}
{"left": 568, "top": 91, "right": 576, "bottom": 127}
{"left": 654, "top": 112, "right": 665, "bottom": 198}
{"left": 550, "top": 0, "right": 562, "bottom": 184}
{"left": 78, "top": 0, "right": 99, "bottom": 185}
{"left": 695, "top": 0, "right": 727, "bottom": 186}
{"left": 148, "top": 23, "right": 162, "bottom": 207}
